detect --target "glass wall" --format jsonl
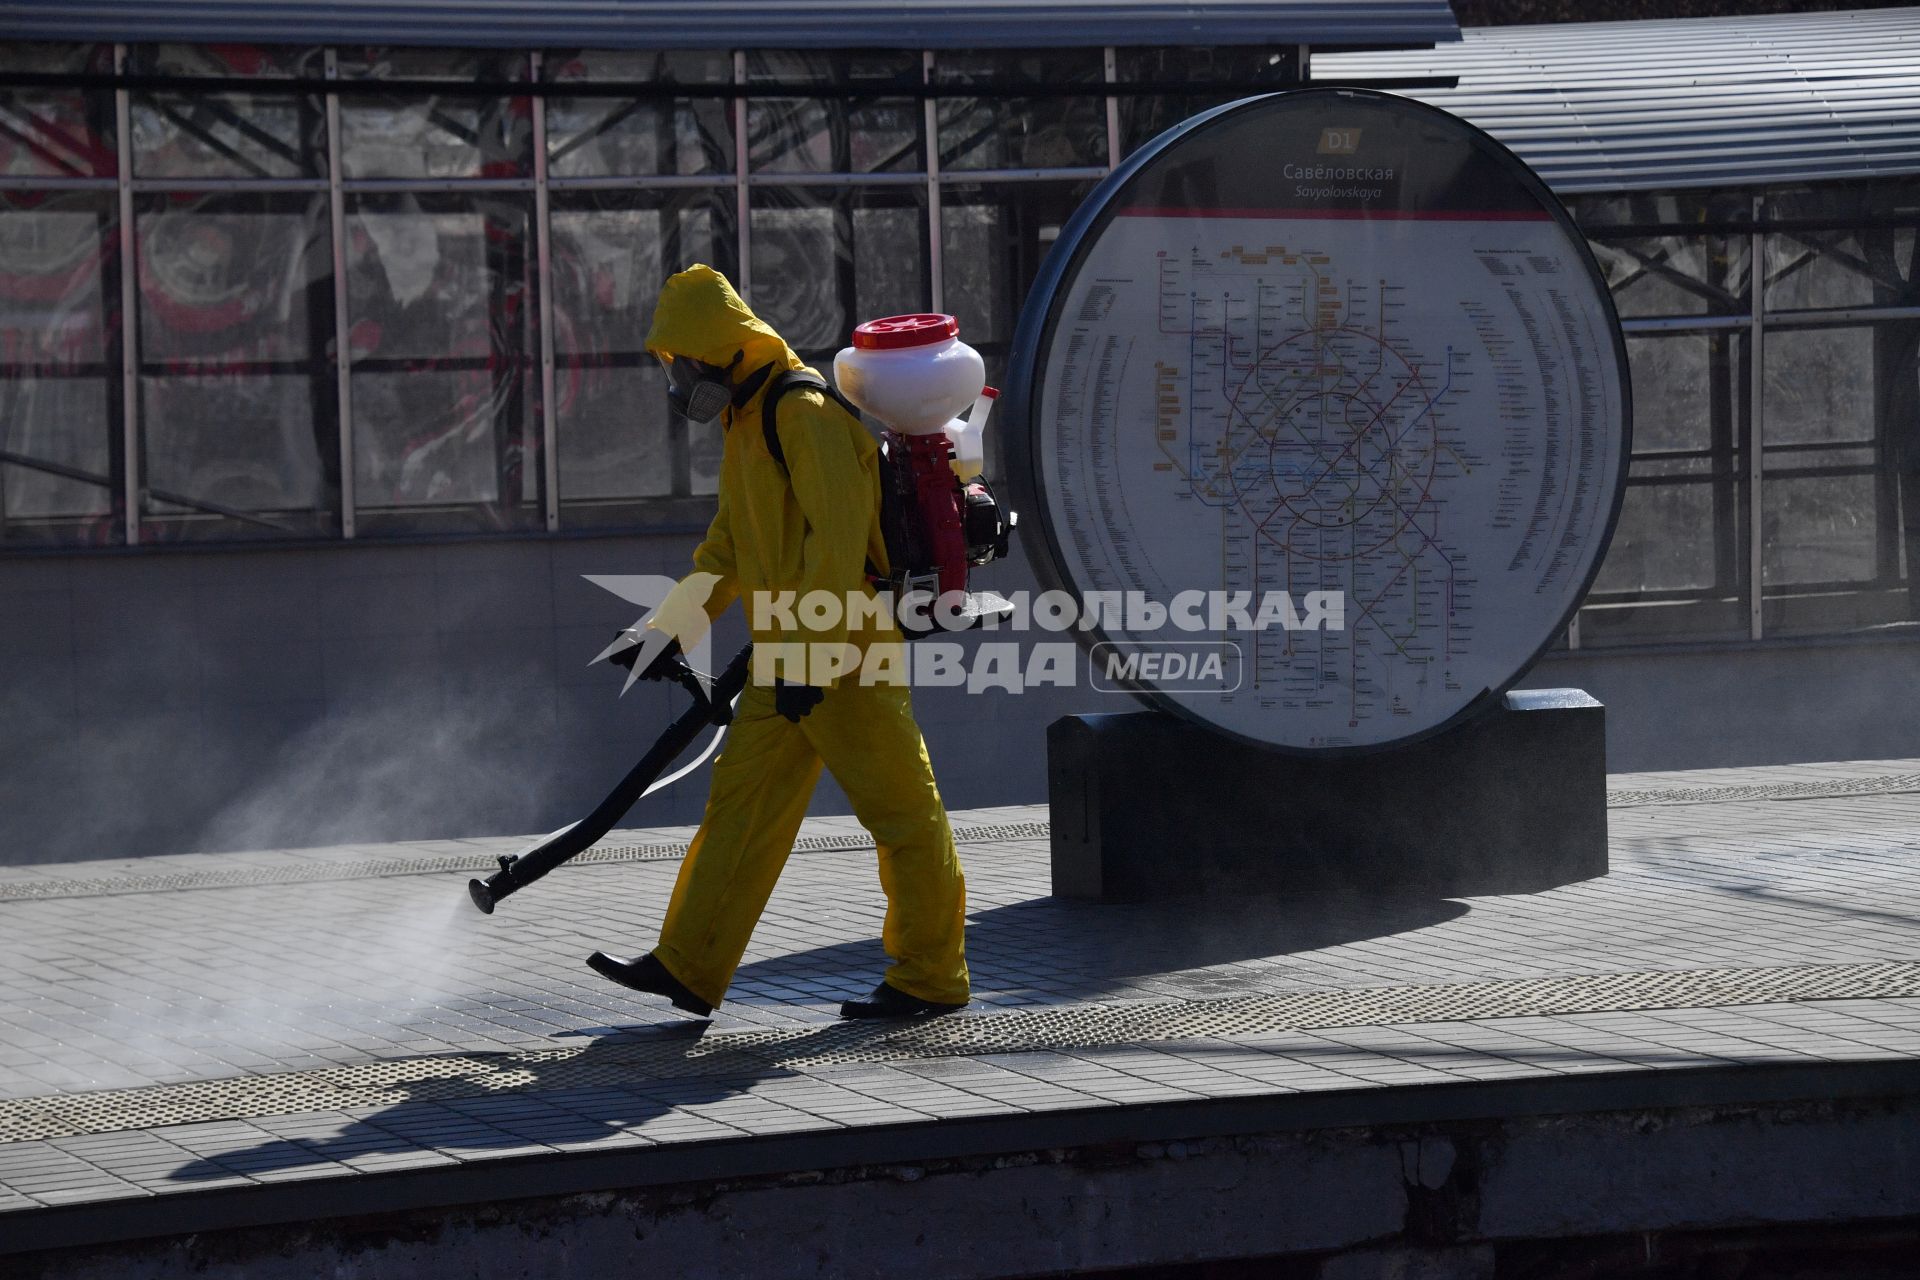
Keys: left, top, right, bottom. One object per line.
{"left": 545, "top": 49, "right": 736, "bottom": 526}
{"left": 0, "top": 39, "right": 1237, "bottom": 542}
{"left": 132, "top": 44, "right": 338, "bottom": 542}
{"left": 0, "top": 43, "right": 120, "bottom": 547}
{"left": 338, "top": 48, "right": 541, "bottom": 536}
{"left": 2, "top": 42, "right": 1914, "bottom": 651}
{"left": 1115, "top": 45, "right": 1298, "bottom": 154}
{"left": 1571, "top": 181, "right": 1920, "bottom": 647}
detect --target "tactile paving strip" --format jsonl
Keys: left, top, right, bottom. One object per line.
{"left": 0, "top": 821, "right": 1052, "bottom": 903}
{"left": 15, "top": 775, "right": 1920, "bottom": 905}
{"left": 4, "top": 959, "right": 1916, "bottom": 1144}
{"left": 6, "top": 773, "right": 1917, "bottom": 903}
{"left": 1605, "top": 774, "right": 1920, "bottom": 808}
{"left": 12, "top": 771, "right": 1918, "bottom": 907}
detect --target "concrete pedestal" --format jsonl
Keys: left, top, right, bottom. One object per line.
{"left": 1047, "top": 689, "right": 1607, "bottom": 901}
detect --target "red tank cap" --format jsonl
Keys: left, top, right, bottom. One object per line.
{"left": 852, "top": 313, "right": 959, "bottom": 350}
{"left": 980, "top": 386, "right": 1000, "bottom": 399}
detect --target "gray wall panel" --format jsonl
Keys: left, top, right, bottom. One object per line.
{"left": 1530, "top": 639, "right": 1920, "bottom": 775}
{"left": 4, "top": 537, "right": 1919, "bottom": 864}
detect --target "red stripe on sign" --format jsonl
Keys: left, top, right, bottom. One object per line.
{"left": 1117, "top": 207, "right": 1555, "bottom": 222}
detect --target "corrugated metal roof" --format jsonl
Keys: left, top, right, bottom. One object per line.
{"left": 1311, "top": 7, "right": 1920, "bottom": 192}
{"left": 0, "top": 1, "right": 1460, "bottom": 51}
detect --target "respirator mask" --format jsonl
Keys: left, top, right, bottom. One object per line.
{"left": 660, "top": 352, "right": 740, "bottom": 425}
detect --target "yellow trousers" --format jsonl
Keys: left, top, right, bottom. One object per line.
{"left": 653, "top": 678, "right": 969, "bottom": 1009}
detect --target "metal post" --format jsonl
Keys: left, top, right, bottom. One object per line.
{"left": 1103, "top": 46, "right": 1121, "bottom": 169}
{"left": 1298, "top": 44, "right": 1311, "bottom": 82}
{"left": 531, "top": 51, "right": 559, "bottom": 531}
{"left": 1749, "top": 194, "right": 1765, "bottom": 640}
{"left": 924, "top": 50, "right": 942, "bottom": 313}
{"left": 113, "top": 45, "right": 140, "bottom": 546}
{"left": 325, "top": 49, "right": 356, "bottom": 538}
{"left": 733, "top": 50, "right": 750, "bottom": 295}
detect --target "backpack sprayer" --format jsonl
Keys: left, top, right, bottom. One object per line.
{"left": 833, "top": 313, "right": 1017, "bottom": 629}
{"left": 467, "top": 313, "right": 1014, "bottom": 914}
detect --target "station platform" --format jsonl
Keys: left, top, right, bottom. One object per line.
{"left": 6, "top": 758, "right": 1920, "bottom": 1277}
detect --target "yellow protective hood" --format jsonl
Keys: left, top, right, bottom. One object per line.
{"left": 644, "top": 264, "right": 795, "bottom": 372}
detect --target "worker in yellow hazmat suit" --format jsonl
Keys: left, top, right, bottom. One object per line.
{"left": 587, "top": 264, "right": 970, "bottom": 1020}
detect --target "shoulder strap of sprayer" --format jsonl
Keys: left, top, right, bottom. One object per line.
{"left": 759, "top": 369, "right": 861, "bottom": 473}
{"left": 757, "top": 368, "right": 894, "bottom": 586}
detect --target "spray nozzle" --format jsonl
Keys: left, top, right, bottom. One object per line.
{"left": 945, "top": 385, "right": 998, "bottom": 480}
{"left": 468, "top": 858, "right": 514, "bottom": 914}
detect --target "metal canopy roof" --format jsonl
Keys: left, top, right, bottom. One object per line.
{"left": 0, "top": 1, "right": 1461, "bottom": 51}
{"left": 1311, "top": 7, "right": 1920, "bottom": 193}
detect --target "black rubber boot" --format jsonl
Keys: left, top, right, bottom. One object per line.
{"left": 586, "top": 950, "right": 714, "bottom": 1017}
{"left": 839, "top": 981, "right": 967, "bottom": 1019}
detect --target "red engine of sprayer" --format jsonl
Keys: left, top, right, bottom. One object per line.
{"left": 880, "top": 429, "right": 970, "bottom": 598}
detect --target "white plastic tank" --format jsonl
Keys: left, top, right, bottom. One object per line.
{"left": 832, "top": 314, "right": 985, "bottom": 435}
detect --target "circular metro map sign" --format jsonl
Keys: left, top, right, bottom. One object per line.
{"left": 1003, "top": 89, "right": 1630, "bottom": 753}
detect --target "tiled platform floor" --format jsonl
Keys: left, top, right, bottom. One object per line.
{"left": 4, "top": 757, "right": 1920, "bottom": 1225}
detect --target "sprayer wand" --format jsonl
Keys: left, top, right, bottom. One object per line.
{"left": 467, "top": 644, "right": 754, "bottom": 914}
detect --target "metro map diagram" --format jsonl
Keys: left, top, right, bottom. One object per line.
{"left": 1038, "top": 211, "right": 1624, "bottom": 749}
{"left": 1161, "top": 239, "right": 1475, "bottom": 731}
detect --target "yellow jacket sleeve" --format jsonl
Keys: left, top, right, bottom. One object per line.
{"left": 688, "top": 488, "right": 741, "bottom": 623}
{"left": 774, "top": 390, "right": 869, "bottom": 682}
{"left": 645, "top": 492, "right": 738, "bottom": 656}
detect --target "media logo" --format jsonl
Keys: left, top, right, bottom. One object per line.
{"left": 1089, "top": 641, "right": 1242, "bottom": 694}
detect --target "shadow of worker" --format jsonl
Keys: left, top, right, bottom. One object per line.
{"left": 165, "top": 1021, "right": 799, "bottom": 1185}
{"left": 167, "top": 892, "right": 1476, "bottom": 1184}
